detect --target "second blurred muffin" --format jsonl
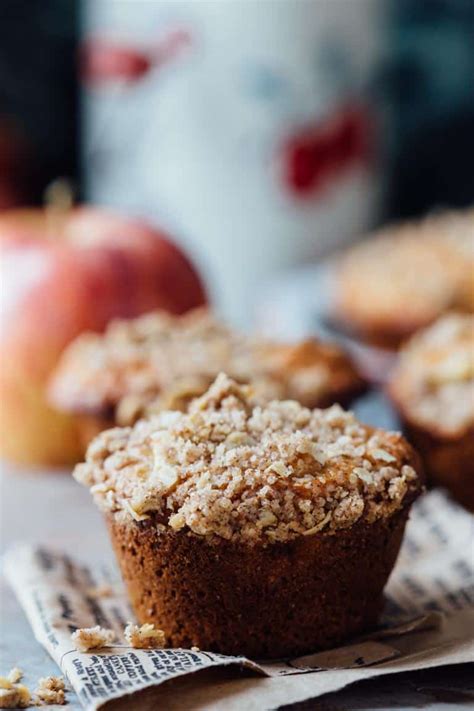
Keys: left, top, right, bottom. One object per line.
{"left": 49, "top": 309, "right": 365, "bottom": 450}
{"left": 389, "top": 313, "right": 474, "bottom": 511}
{"left": 335, "top": 210, "right": 474, "bottom": 347}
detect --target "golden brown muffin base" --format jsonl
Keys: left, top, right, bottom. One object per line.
{"left": 333, "top": 309, "right": 422, "bottom": 350}
{"left": 401, "top": 419, "right": 474, "bottom": 512}
{"left": 107, "top": 507, "right": 411, "bottom": 659}
{"left": 305, "top": 378, "right": 366, "bottom": 410}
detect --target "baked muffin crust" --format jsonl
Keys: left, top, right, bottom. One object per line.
{"left": 389, "top": 313, "right": 474, "bottom": 438}
{"left": 75, "top": 374, "right": 420, "bottom": 545}
{"left": 335, "top": 210, "right": 474, "bottom": 345}
{"left": 49, "top": 309, "right": 364, "bottom": 426}
{"left": 389, "top": 313, "right": 473, "bottom": 510}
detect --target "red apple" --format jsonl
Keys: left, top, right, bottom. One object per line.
{"left": 0, "top": 206, "right": 206, "bottom": 466}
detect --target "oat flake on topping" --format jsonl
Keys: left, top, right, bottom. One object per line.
{"left": 74, "top": 374, "right": 419, "bottom": 544}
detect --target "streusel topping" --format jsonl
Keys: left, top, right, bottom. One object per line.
{"left": 390, "top": 313, "right": 474, "bottom": 436}
{"left": 75, "top": 374, "right": 419, "bottom": 544}
{"left": 337, "top": 209, "right": 474, "bottom": 330}
{"left": 49, "top": 309, "right": 362, "bottom": 423}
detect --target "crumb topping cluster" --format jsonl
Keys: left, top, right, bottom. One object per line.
{"left": 337, "top": 210, "right": 474, "bottom": 328}
{"left": 390, "top": 313, "right": 474, "bottom": 436}
{"left": 71, "top": 625, "right": 115, "bottom": 653}
{"left": 0, "top": 670, "right": 66, "bottom": 708}
{"left": 70, "top": 623, "right": 165, "bottom": 652}
{"left": 0, "top": 669, "right": 30, "bottom": 709}
{"left": 34, "top": 677, "right": 66, "bottom": 706}
{"left": 49, "top": 309, "right": 362, "bottom": 423}
{"left": 75, "top": 374, "right": 419, "bottom": 544}
{"left": 124, "top": 623, "right": 166, "bottom": 649}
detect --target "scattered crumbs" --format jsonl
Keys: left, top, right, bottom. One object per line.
{"left": 0, "top": 670, "right": 30, "bottom": 708}
{"left": 34, "top": 677, "right": 66, "bottom": 706}
{"left": 71, "top": 626, "right": 115, "bottom": 652}
{"left": 124, "top": 623, "right": 166, "bottom": 649}
{"left": 0, "top": 671, "right": 67, "bottom": 708}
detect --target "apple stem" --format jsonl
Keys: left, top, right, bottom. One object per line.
{"left": 44, "top": 178, "right": 74, "bottom": 239}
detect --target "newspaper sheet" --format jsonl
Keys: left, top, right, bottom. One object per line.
{"left": 3, "top": 490, "right": 473, "bottom": 710}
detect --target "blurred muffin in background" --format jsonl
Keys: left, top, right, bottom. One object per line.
{"left": 389, "top": 313, "right": 474, "bottom": 511}
{"left": 49, "top": 309, "right": 365, "bottom": 450}
{"left": 334, "top": 210, "right": 474, "bottom": 347}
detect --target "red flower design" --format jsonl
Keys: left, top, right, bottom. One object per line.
{"left": 283, "top": 105, "right": 372, "bottom": 197}
{"left": 81, "top": 30, "right": 192, "bottom": 86}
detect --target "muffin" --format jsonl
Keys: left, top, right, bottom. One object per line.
{"left": 335, "top": 210, "right": 474, "bottom": 347}
{"left": 389, "top": 313, "right": 474, "bottom": 511}
{"left": 74, "top": 373, "right": 422, "bottom": 659}
{"left": 49, "top": 308, "right": 365, "bottom": 449}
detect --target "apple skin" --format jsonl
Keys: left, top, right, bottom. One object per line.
{"left": 0, "top": 207, "right": 206, "bottom": 467}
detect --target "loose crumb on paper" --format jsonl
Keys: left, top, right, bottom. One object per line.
{"left": 0, "top": 687, "right": 31, "bottom": 709}
{"left": 124, "top": 623, "right": 166, "bottom": 649}
{"left": 0, "top": 669, "right": 30, "bottom": 709}
{"left": 0, "top": 671, "right": 67, "bottom": 708}
{"left": 71, "top": 625, "right": 116, "bottom": 652}
{"left": 34, "top": 676, "right": 66, "bottom": 706}
{"left": 0, "top": 681, "right": 31, "bottom": 709}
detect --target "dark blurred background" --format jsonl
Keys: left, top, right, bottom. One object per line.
{"left": 388, "top": 0, "right": 474, "bottom": 217}
{"left": 0, "top": 0, "right": 79, "bottom": 207}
